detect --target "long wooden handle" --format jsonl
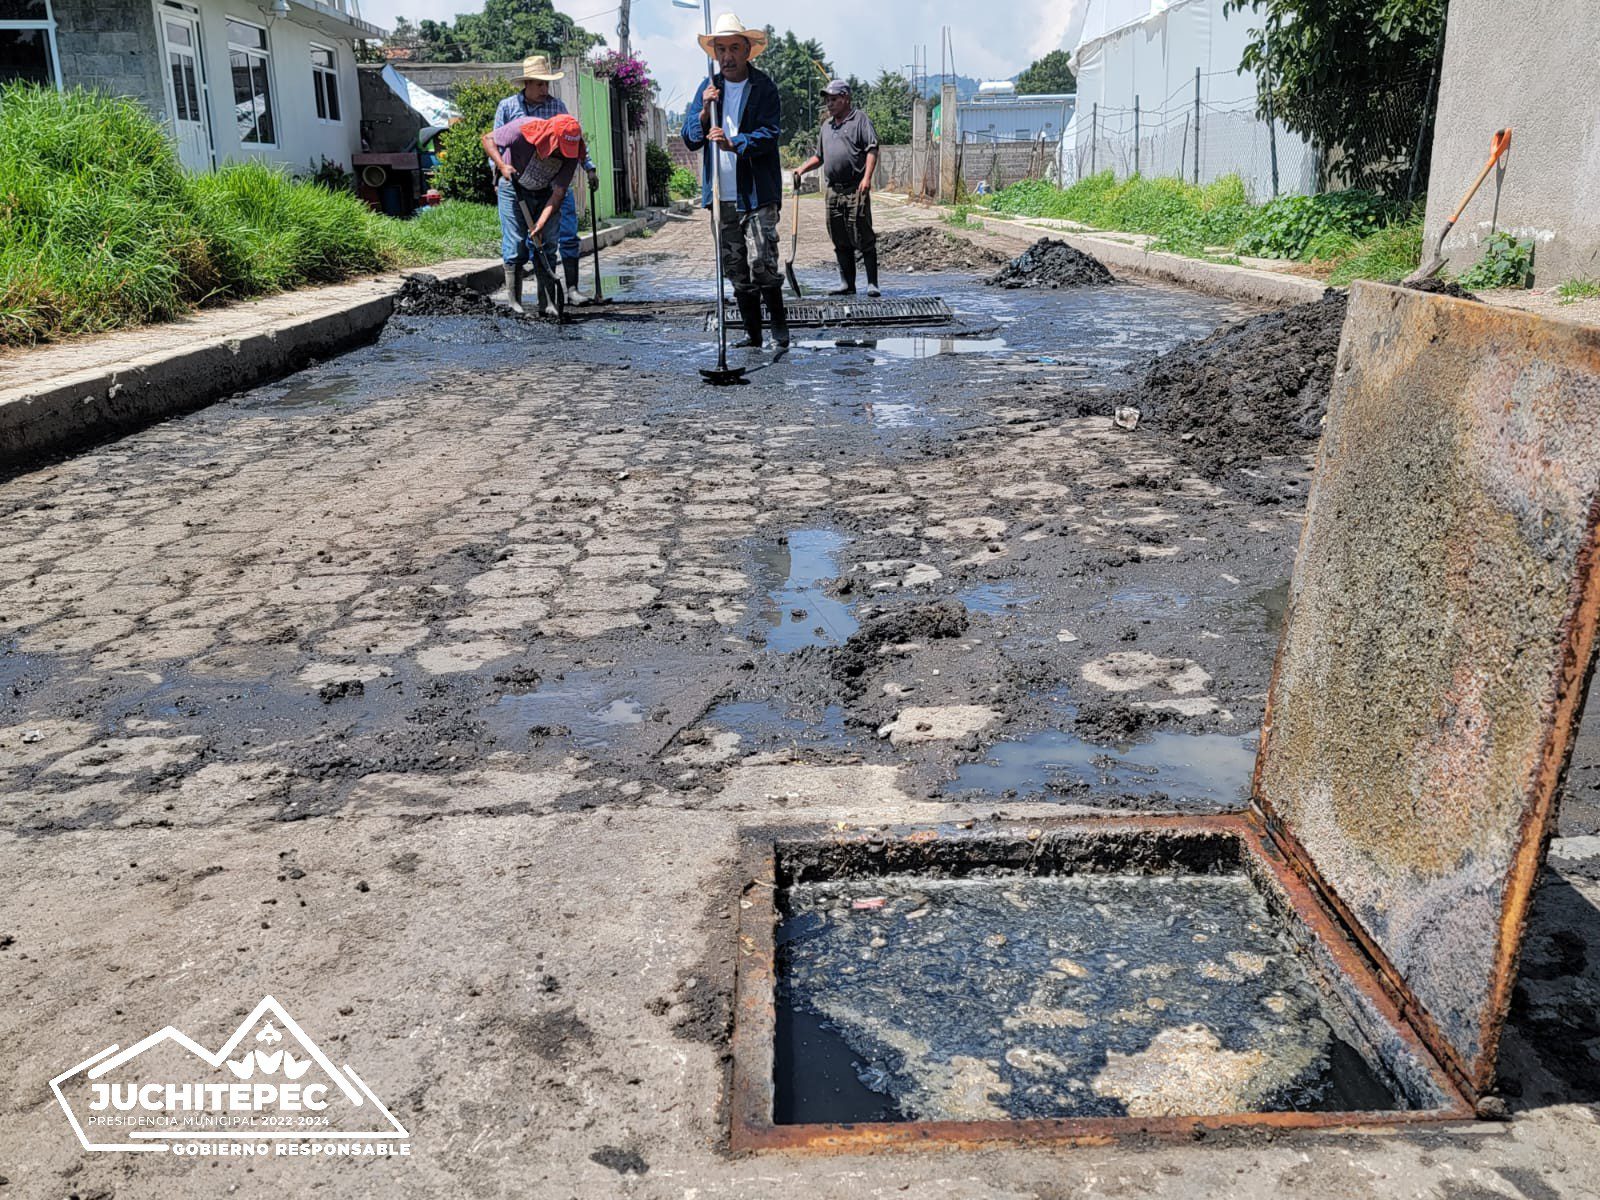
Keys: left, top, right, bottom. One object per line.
{"left": 1447, "top": 128, "right": 1512, "bottom": 224}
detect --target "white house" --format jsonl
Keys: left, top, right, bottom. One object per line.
{"left": 2, "top": 0, "right": 383, "bottom": 175}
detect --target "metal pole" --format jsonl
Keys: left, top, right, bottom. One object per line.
{"left": 1264, "top": 28, "right": 1279, "bottom": 197}
{"left": 1133, "top": 95, "right": 1140, "bottom": 177}
{"left": 1406, "top": 24, "right": 1445, "bottom": 206}
{"left": 702, "top": 1, "right": 729, "bottom": 374}
{"left": 1193, "top": 67, "right": 1201, "bottom": 185}
{"left": 1091, "top": 102, "right": 1097, "bottom": 175}
{"left": 618, "top": 0, "right": 630, "bottom": 58}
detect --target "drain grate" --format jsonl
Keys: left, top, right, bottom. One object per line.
{"left": 711, "top": 297, "right": 952, "bottom": 329}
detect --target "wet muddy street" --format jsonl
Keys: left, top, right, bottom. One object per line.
{"left": 4, "top": 206, "right": 1599, "bottom": 1198}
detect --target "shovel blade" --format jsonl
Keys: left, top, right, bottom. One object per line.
{"left": 785, "top": 261, "right": 804, "bottom": 298}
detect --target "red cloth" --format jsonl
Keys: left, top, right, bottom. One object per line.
{"left": 520, "top": 113, "right": 586, "bottom": 161}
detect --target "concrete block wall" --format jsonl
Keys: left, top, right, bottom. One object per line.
{"left": 1425, "top": 0, "right": 1600, "bottom": 283}
{"left": 52, "top": 0, "right": 167, "bottom": 117}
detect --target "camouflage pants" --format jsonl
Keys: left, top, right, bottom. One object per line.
{"left": 717, "top": 203, "right": 782, "bottom": 295}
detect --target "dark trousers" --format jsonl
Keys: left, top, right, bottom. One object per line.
{"left": 825, "top": 185, "right": 878, "bottom": 286}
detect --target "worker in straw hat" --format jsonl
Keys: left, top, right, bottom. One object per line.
{"left": 680, "top": 13, "right": 788, "bottom": 349}
{"left": 489, "top": 54, "right": 598, "bottom": 313}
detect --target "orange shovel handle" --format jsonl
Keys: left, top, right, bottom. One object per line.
{"left": 1447, "top": 127, "right": 1511, "bottom": 224}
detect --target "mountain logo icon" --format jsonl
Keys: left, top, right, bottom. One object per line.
{"left": 50, "top": 996, "right": 410, "bottom": 1155}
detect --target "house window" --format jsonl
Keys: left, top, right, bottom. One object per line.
{"left": 0, "top": 0, "right": 59, "bottom": 87}
{"left": 1014, "top": 128, "right": 1030, "bottom": 142}
{"left": 310, "top": 43, "right": 339, "bottom": 122}
{"left": 226, "top": 16, "right": 274, "bottom": 145}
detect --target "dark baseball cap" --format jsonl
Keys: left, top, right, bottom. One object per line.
{"left": 821, "top": 78, "right": 850, "bottom": 96}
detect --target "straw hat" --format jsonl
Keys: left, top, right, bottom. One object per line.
{"left": 513, "top": 54, "right": 563, "bottom": 82}
{"left": 697, "top": 12, "right": 768, "bottom": 59}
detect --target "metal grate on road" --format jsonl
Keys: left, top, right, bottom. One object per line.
{"left": 711, "top": 297, "right": 952, "bottom": 329}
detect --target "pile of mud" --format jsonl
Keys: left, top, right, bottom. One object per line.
{"left": 1109, "top": 279, "right": 1478, "bottom": 485}
{"left": 394, "top": 273, "right": 512, "bottom": 318}
{"left": 875, "top": 227, "right": 1006, "bottom": 272}
{"left": 986, "top": 238, "right": 1115, "bottom": 290}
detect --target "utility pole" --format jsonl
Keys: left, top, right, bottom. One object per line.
{"left": 1133, "top": 94, "right": 1140, "bottom": 177}
{"left": 1264, "top": 25, "right": 1279, "bottom": 196}
{"left": 617, "top": 0, "right": 630, "bottom": 57}
{"left": 1193, "top": 67, "right": 1201, "bottom": 185}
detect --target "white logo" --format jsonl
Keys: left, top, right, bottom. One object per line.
{"left": 51, "top": 996, "right": 411, "bottom": 1159}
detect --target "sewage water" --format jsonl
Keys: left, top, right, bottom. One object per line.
{"left": 957, "top": 582, "right": 1040, "bottom": 615}
{"left": 797, "top": 336, "right": 1008, "bottom": 360}
{"left": 753, "top": 530, "right": 860, "bottom": 652}
{"left": 776, "top": 870, "right": 1400, "bottom": 1123}
{"left": 488, "top": 671, "right": 644, "bottom": 749}
{"left": 949, "top": 726, "right": 1257, "bottom": 805}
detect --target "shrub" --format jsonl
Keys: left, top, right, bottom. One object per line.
{"left": 1456, "top": 230, "right": 1534, "bottom": 290}
{"left": 668, "top": 166, "right": 698, "bottom": 199}
{"left": 645, "top": 141, "right": 673, "bottom": 207}
{"left": 1235, "top": 190, "right": 1403, "bottom": 261}
{"left": 432, "top": 77, "right": 514, "bottom": 205}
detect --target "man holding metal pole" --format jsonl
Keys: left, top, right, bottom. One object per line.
{"left": 793, "top": 79, "right": 881, "bottom": 296}
{"left": 680, "top": 12, "right": 788, "bottom": 349}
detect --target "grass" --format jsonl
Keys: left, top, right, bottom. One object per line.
{"left": 942, "top": 204, "right": 983, "bottom": 230}
{"left": 0, "top": 84, "right": 498, "bottom": 347}
{"left": 971, "top": 171, "right": 1425, "bottom": 284}
{"left": 1556, "top": 278, "right": 1600, "bottom": 304}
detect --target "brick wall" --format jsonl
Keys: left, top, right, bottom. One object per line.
{"left": 53, "top": 0, "right": 166, "bottom": 116}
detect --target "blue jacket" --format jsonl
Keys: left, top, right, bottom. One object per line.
{"left": 680, "top": 67, "right": 782, "bottom": 212}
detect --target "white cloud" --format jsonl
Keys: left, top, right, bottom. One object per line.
{"left": 357, "top": 0, "right": 1091, "bottom": 113}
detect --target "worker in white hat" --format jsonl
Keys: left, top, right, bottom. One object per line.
{"left": 680, "top": 13, "right": 788, "bottom": 348}
{"left": 489, "top": 54, "right": 598, "bottom": 314}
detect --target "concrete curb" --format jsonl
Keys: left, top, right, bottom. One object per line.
{"left": 0, "top": 258, "right": 504, "bottom": 472}
{"left": 976, "top": 212, "right": 1330, "bottom": 307}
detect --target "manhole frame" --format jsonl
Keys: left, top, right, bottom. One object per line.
{"left": 729, "top": 813, "right": 1474, "bottom": 1153}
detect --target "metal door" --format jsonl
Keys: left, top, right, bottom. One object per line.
{"left": 160, "top": 8, "right": 212, "bottom": 171}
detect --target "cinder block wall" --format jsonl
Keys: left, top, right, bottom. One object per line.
{"left": 1425, "top": 0, "right": 1600, "bottom": 283}
{"left": 53, "top": 0, "right": 166, "bottom": 117}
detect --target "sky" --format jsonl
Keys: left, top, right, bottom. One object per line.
{"left": 355, "top": 0, "right": 1093, "bottom": 114}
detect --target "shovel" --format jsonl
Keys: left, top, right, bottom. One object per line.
{"left": 784, "top": 182, "right": 804, "bottom": 298}
{"left": 516, "top": 194, "right": 565, "bottom": 322}
{"left": 584, "top": 174, "right": 615, "bottom": 306}
{"left": 1407, "top": 127, "right": 1511, "bottom": 282}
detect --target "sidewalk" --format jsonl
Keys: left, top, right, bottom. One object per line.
{"left": 0, "top": 207, "right": 676, "bottom": 471}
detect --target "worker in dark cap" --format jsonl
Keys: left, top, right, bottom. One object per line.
{"left": 793, "top": 79, "right": 881, "bottom": 296}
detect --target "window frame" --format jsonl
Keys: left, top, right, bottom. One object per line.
{"left": 308, "top": 40, "right": 340, "bottom": 124}
{"left": 0, "top": 0, "right": 63, "bottom": 91}
{"left": 225, "top": 13, "right": 277, "bottom": 149}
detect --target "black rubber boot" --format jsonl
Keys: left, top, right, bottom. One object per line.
{"left": 863, "top": 247, "right": 881, "bottom": 297}
{"left": 829, "top": 250, "right": 857, "bottom": 295}
{"left": 503, "top": 263, "right": 526, "bottom": 314}
{"left": 732, "top": 291, "right": 763, "bottom": 347}
{"left": 762, "top": 286, "right": 790, "bottom": 348}
{"left": 563, "top": 257, "right": 590, "bottom": 305}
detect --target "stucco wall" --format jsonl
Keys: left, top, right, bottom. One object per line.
{"left": 1425, "top": 0, "right": 1600, "bottom": 283}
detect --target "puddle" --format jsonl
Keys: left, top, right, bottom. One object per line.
{"left": 1246, "top": 580, "right": 1290, "bottom": 634}
{"left": 776, "top": 869, "right": 1399, "bottom": 1123}
{"left": 704, "top": 699, "right": 853, "bottom": 751}
{"left": 487, "top": 671, "right": 645, "bottom": 749}
{"left": 957, "top": 582, "right": 1039, "bottom": 615}
{"left": 753, "top": 530, "right": 859, "bottom": 652}
{"left": 797, "top": 336, "right": 1007, "bottom": 360}
{"left": 949, "top": 726, "right": 1256, "bottom": 805}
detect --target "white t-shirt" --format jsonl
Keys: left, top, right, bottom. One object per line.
{"left": 713, "top": 77, "right": 747, "bottom": 202}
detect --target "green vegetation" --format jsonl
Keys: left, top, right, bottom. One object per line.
{"left": 1556, "top": 278, "right": 1600, "bottom": 304}
{"left": 0, "top": 85, "right": 496, "bottom": 347}
{"left": 432, "top": 76, "right": 512, "bottom": 205}
{"left": 975, "top": 171, "right": 1424, "bottom": 282}
{"left": 1015, "top": 49, "right": 1076, "bottom": 95}
{"left": 382, "top": 0, "right": 600, "bottom": 63}
{"left": 1456, "top": 231, "right": 1534, "bottom": 290}
{"left": 668, "top": 166, "right": 699, "bottom": 200}
{"left": 942, "top": 204, "right": 982, "bottom": 230}
{"left": 645, "top": 141, "right": 673, "bottom": 206}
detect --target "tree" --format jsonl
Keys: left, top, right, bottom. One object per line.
{"left": 861, "top": 70, "right": 914, "bottom": 145}
{"left": 1224, "top": 0, "right": 1445, "bottom": 197}
{"left": 431, "top": 76, "right": 514, "bottom": 203}
{"left": 1014, "top": 49, "right": 1075, "bottom": 95}
{"left": 755, "top": 27, "right": 832, "bottom": 150}
{"left": 381, "top": 0, "right": 602, "bottom": 64}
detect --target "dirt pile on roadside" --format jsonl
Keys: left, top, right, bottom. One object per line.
{"left": 394, "top": 273, "right": 512, "bottom": 318}
{"left": 986, "top": 238, "right": 1115, "bottom": 289}
{"left": 876, "top": 227, "right": 1006, "bottom": 272}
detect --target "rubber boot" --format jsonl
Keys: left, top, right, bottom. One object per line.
{"left": 828, "top": 250, "right": 857, "bottom": 295}
{"left": 732, "top": 291, "right": 763, "bottom": 348}
{"left": 503, "top": 263, "right": 526, "bottom": 314}
{"left": 762, "top": 285, "right": 790, "bottom": 348}
{"left": 563, "top": 257, "right": 591, "bottom": 306}
{"left": 863, "top": 247, "right": 881, "bottom": 297}
{"left": 534, "top": 264, "right": 563, "bottom": 320}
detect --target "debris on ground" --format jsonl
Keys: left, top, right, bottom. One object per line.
{"left": 874, "top": 227, "right": 1007, "bottom": 272}
{"left": 830, "top": 601, "right": 970, "bottom": 692}
{"left": 317, "top": 679, "right": 364, "bottom": 703}
{"left": 1114, "top": 406, "right": 1141, "bottom": 430}
{"left": 394, "top": 273, "right": 514, "bottom": 318}
{"left": 986, "top": 238, "right": 1116, "bottom": 290}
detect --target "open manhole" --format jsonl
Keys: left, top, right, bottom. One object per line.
{"left": 730, "top": 286, "right": 1600, "bottom": 1150}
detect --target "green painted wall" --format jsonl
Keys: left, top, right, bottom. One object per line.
{"left": 576, "top": 71, "right": 617, "bottom": 222}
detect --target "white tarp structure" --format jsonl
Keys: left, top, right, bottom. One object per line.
{"left": 380, "top": 64, "right": 458, "bottom": 129}
{"left": 1060, "top": 0, "right": 1316, "bottom": 198}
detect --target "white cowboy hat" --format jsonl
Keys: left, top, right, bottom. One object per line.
{"left": 697, "top": 12, "right": 768, "bottom": 59}
{"left": 513, "top": 54, "right": 563, "bottom": 83}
